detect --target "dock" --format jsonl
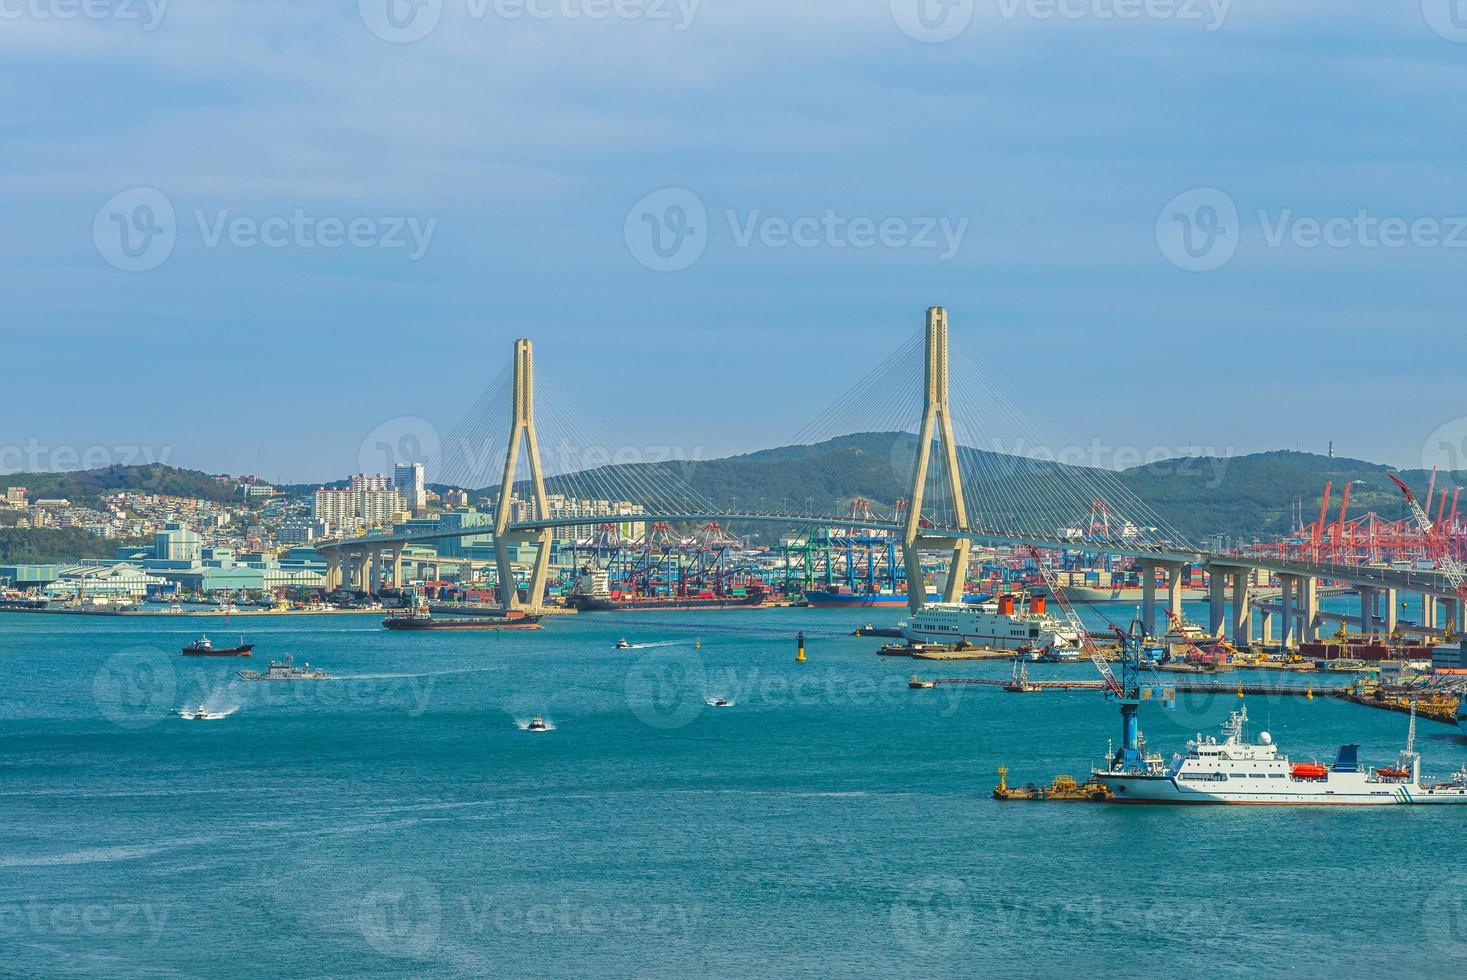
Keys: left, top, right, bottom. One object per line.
{"left": 914, "top": 676, "right": 1342, "bottom": 698}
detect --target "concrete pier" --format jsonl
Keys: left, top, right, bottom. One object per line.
{"left": 1230, "top": 570, "right": 1251, "bottom": 647}
{"left": 1208, "top": 569, "right": 1228, "bottom": 639}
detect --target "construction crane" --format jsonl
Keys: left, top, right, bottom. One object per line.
{"left": 1389, "top": 475, "right": 1467, "bottom": 606}
{"left": 1025, "top": 545, "right": 1120, "bottom": 695}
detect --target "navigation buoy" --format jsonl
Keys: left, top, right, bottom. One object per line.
{"left": 1236, "top": 685, "right": 1245, "bottom": 699}
{"left": 796, "top": 631, "right": 807, "bottom": 663}
{"left": 695, "top": 637, "right": 701, "bottom": 650}
{"left": 1306, "top": 687, "right": 1314, "bottom": 700}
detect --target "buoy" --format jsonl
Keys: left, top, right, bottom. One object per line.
{"left": 997, "top": 766, "right": 1009, "bottom": 794}
{"left": 694, "top": 637, "right": 701, "bottom": 650}
{"left": 1306, "top": 687, "right": 1314, "bottom": 700}
{"left": 1236, "top": 685, "right": 1245, "bottom": 698}
{"left": 796, "top": 631, "right": 807, "bottom": 663}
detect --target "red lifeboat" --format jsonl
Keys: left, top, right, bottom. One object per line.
{"left": 1291, "top": 762, "right": 1328, "bottom": 779}
{"left": 1375, "top": 766, "right": 1410, "bottom": 780}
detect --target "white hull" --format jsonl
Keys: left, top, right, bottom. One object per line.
{"left": 1093, "top": 772, "right": 1414, "bottom": 805}
{"left": 900, "top": 599, "right": 1078, "bottom": 650}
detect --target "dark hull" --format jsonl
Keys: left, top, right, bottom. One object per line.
{"left": 382, "top": 615, "right": 543, "bottom": 631}
{"left": 568, "top": 595, "right": 764, "bottom": 612}
{"left": 182, "top": 644, "right": 254, "bottom": 657}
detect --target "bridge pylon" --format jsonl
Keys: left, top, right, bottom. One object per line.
{"left": 902, "top": 306, "right": 970, "bottom": 612}
{"left": 494, "top": 338, "right": 553, "bottom": 614}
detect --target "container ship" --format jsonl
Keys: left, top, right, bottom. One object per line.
{"left": 898, "top": 592, "right": 1081, "bottom": 653}
{"left": 805, "top": 586, "right": 990, "bottom": 608}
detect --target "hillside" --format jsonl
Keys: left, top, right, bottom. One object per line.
{"left": 0, "top": 465, "right": 240, "bottom": 508}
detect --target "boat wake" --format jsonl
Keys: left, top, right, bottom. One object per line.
{"left": 620, "top": 638, "right": 698, "bottom": 650}
{"left": 333, "top": 666, "right": 506, "bottom": 681}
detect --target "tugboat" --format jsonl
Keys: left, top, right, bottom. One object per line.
{"left": 237, "top": 655, "right": 329, "bottom": 681}
{"left": 182, "top": 635, "right": 253, "bottom": 657}
{"left": 526, "top": 715, "right": 550, "bottom": 732}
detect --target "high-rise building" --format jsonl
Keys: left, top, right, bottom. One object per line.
{"left": 313, "top": 475, "right": 405, "bottom": 535}
{"left": 394, "top": 463, "right": 427, "bottom": 512}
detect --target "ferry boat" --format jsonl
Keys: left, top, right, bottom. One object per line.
{"left": 898, "top": 592, "right": 1081, "bottom": 653}
{"left": 181, "top": 635, "right": 253, "bottom": 657}
{"left": 237, "top": 655, "right": 329, "bottom": 681}
{"left": 1092, "top": 706, "right": 1467, "bottom": 805}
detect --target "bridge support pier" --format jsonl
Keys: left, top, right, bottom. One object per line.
{"left": 369, "top": 547, "right": 382, "bottom": 594}
{"left": 1207, "top": 568, "right": 1227, "bottom": 639}
{"left": 1358, "top": 586, "right": 1376, "bottom": 634}
{"left": 1140, "top": 561, "right": 1157, "bottom": 636}
{"left": 1278, "top": 575, "right": 1297, "bottom": 649}
{"left": 1299, "top": 576, "right": 1320, "bottom": 642}
{"left": 1421, "top": 593, "right": 1438, "bottom": 631}
{"left": 392, "top": 545, "right": 405, "bottom": 588}
{"left": 1444, "top": 597, "right": 1464, "bottom": 636}
{"left": 1382, "top": 587, "right": 1398, "bottom": 636}
{"left": 325, "top": 553, "right": 341, "bottom": 592}
{"left": 902, "top": 307, "right": 970, "bottom": 612}
{"left": 1230, "top": 570, "right": 1251, "bottom": 648}
{"left": 1259, "top": 609, "right": 1274, "bottom": 646}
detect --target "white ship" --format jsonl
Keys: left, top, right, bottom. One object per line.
{"left": 1093, "top": 706, "right": 1467, "bottom": 805}
{"left": 899, "top": 593, "right": 1081, "bottom": 652}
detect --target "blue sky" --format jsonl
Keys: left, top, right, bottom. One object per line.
{"left": 3, "top": 1, "right": 1465, "bottom": 482}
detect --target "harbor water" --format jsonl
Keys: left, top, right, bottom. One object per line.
{"left": 2, "top": 606, "right": 1465, "bottom": 978}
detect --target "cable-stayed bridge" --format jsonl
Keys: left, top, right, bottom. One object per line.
{"left": 316, "top": 308, "right": 1466, "bottom": 646}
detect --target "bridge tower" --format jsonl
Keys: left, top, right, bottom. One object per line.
{"left": 494, "top": 338, "right": 553, "bottom": 614}
{"left": 902, "top": 306, "right": 971, "bottom": 612}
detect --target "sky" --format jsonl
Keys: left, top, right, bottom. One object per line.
{"left": 3, "top": 1, "right": 1466, "bottom": 483}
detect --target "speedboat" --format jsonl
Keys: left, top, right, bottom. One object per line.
{"left": 615, "top": 638, "right": 632, "bottom": 649}
{"left": 527, "top": 715, "right": 549, "bottom": 732}
{"left": 179, "top": 704, "right": 227, "bottom": 721}
{"left": 706, "top": 698, "right": 734, "bottom": 708}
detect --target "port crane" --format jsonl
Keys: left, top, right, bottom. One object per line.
{"left": 1389, "top": 474, "right": 1467, "bottom": 606}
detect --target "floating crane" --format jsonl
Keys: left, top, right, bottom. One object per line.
{"left": 1025, "top": 545, "right": 1120, "bottom": 695}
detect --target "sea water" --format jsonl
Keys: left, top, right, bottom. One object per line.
{"left": 1, "top": 605, "right": 1465, "bottom": 978}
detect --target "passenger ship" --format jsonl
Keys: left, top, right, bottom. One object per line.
{"left": 898, "top": 593, "right": 1081, "bottom": 653}
{"left": 1093, "top": 706, "right": 1467, "bottom": 805}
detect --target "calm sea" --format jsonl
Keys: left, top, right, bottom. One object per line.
{"left": 2, "top": 603, "right": 1464, "bottom": 978}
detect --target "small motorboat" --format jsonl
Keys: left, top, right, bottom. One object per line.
{"left": 179, "top": 704, "right": 227, "bottom": 721}
{"left": 706, "top": 698, "right": 734, "bottom": 708}
{"left": 527, "top": 715, "right": 549, "bottom": 732}
{"left": 615, "top": 639, "right": 632, "bottom": 649}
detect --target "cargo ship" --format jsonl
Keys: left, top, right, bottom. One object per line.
{"left": 898, "top": 592, "right": 1081, "bottom": 653}
{"left": 1092, "top": 705, "right": 1467, "bottom": 805}
{"left": 382, "top": 608, "right": 543, "bottom": 630}
{"left": 566, "top": 569, "right": 766, "bottom": 613}
{"left": 182, "top": 635, "right": 253, "bottom": 657}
